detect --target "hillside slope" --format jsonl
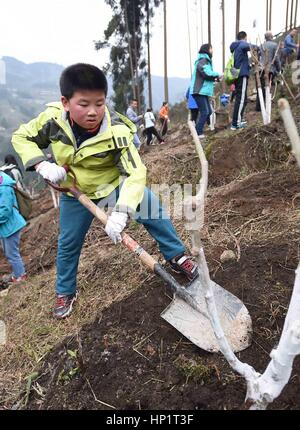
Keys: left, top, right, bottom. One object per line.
{"left": 1, "top": 99, "right": 300, "bottom": 410}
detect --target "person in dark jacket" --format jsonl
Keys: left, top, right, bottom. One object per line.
{"left": 256, "top": 32, "right": 281, "bottom": 112}
{"left": 190, "top": 44, "right": 221, "bottom": 138}
{"left": 230, "top": 31, "right": 259, "bottom": 130}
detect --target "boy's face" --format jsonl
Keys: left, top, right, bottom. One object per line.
{"left": 61, "top": 90, "right": 106, "bottom": 130}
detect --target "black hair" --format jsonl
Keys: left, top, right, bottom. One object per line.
{"left": 4, "top": 154, "right": 17, "bottom": 165}
{"left": 199, "top": 43, "right": 213, "bottom": 57}
{"left": 60, "top": 63, "right": 108, "bottom": 99}
{"left": 131, "top": 99, "right": 138, "bottom": 103}
{"left": 4, "top": 154, "right": 23, "bottom": 177}
{"left": 237, "top": 31, "right": 247, "bottom": 40}
{"left": 162, "top": 101, "right": 168, "bottom": 106}
{"left": 147, "top": 108, "right": 152, "bottom": 112}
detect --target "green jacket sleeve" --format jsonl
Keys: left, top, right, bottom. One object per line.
{"left": 113, "top": 142, "right": 147, "bottom": 215}
{"left": 11, "top": 110, "right": 51, "bottom": 171}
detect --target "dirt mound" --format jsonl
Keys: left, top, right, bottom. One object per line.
{"left": 24, "top": 236, "right": 300, "bottom": 411}
{"left": 2, "top": 101, "right": 300, "bottom": 410}
{"left": 23, "top": 167, "right": 300, "bottom": 410}
{"left": 208, "top": 118, "right": 292, "bottom": 187}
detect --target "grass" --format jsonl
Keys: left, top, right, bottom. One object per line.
{"left": 174, "top": 354, "right": 214, "bottom": 385}
{"left": 0, "top": 250, "right": 149, "bottom": 409}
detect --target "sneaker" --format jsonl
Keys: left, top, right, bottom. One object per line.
{"left": 169, "top": 254, "right": 199, "bottom": 282}
{"left": 53, "top": 292, "right": 78, "bottom": 320}
{"left": 198, "top": 134, "right": 206, "bottom": 139}
{"left": 11, "top": 274, "right": 27, "bottom": 283}
{"left": 240, "top": 120, "right": 248, "bottom": 127}
{"left": 2, "top": 273, "right": 27, "bottom": 284}
{"left": 230, "top": 124, "right": 246, "bottom": 131}
{"left": 160, "top": 140, "right": 166, "bottom": 145}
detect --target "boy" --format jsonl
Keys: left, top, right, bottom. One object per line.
{"left": 12, "top": 63, "right": 198, "bottom": 319}
{"left": 230, "top": 31, "right": 259, "bottom": 130}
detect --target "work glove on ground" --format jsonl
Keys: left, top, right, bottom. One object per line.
{"left": 36, "top": 161, "right": 67, "bottom": 184}
{"left": 105, "top": 211, "right": 128, "bottom": 244}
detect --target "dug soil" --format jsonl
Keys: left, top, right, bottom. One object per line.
{"left": 2, "top": 101, "right": 300, "bottom": 410}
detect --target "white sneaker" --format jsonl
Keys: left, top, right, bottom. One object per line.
{"left": 198, "top": 134, "right": 206, "bottom": 139}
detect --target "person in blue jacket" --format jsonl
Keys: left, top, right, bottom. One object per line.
{"left": 282, "top": 29, "right": 299, "bottom": 66}
{"left": 185, "top": 87, "right": 199, "bottom": 123}
{"left": 230, "top": 31, "right": 259, "bottom": 130}
{"left": 0, "top": 172, "right": 27, "bottom": 284}
{"left": 190, "top": 44, "right": 222, "bottom": 138}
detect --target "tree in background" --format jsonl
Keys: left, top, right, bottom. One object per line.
{"left": 95, "top": 0, "right": 162, "bottom": 113}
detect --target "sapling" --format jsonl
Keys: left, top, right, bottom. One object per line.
{"left": 186, "top": 105, "right": 300, "bottom": 409}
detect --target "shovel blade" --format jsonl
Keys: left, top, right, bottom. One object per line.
{"left": 161, "top": 280, "right": 252, "bottom": 353}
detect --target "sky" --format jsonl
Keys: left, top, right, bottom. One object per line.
{"left": 0, "top": 0, "right": 299, "bottom": 79}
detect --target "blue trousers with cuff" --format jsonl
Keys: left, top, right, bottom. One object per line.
{"left": 1, "top": 230, "right": 26, "bottom": 278}
{"left": 56, "top": 187, "right": 186, "bottom": 296}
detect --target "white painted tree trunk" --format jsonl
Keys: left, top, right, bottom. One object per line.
{"left": 187, "top": 106, "right": 300, "bottom": 409}
{"left": 258, "top": 86, "right": 269, "bottom": 125}
{"left": 49, "top": 187, "right": 58, "bottom": 209}
{"left": 265, "top": 85, "right": 272, "bottom": 124}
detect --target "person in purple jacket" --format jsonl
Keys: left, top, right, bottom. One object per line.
{"left": 230, "top": 31, "right": 259, "bottom": 131}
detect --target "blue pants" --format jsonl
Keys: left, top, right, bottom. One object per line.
{"left": 56, "top": 187, "right": 186, "bottom": 296}
{"left": 193, "top": 95, "right": 212, "bottom": 135}
{"left": 1, "top": 230, "right": 26, "bottom": 278}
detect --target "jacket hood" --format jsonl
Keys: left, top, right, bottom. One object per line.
{"left": 0, "top": 172, "right": 16, "bottom": 186}
{"left": 196, "top": 53, "right": 212, "bottom": 63}
{"left": 230, "top": 41, "right": 241, "bottom": 52}
{"left": 0, "top": 163, "right": 16, "bottom": 171}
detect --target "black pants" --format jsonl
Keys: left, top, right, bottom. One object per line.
{"left": 146, "top": 127, "right": 163, "bottom": 145}
{"left": 190, "top": 108, "right": 199, "bottom": 123}
{"left": 160, "top": 118, "right": 168, "bottom": 137}
{"left": 255, "top": 72, "right": 274, "bottom": 112}
{"left": 232, "top": 76, "right": 248, "bottom": 127}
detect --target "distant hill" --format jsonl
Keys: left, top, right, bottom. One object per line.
{"left": 145, "top": 76, "right": 190, "bottom": 110}
{"left": 0, "top": 57, "right": 64, "bottom": 163}
{"left": 0, "top": 56, "right": 190, "bottom": 163}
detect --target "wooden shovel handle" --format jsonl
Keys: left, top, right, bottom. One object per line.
{"left": 47, "top": 166, "right": 157, "bottom": 272}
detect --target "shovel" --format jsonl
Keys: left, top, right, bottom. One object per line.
{"left": 48, "top": 168, "right": 251, "bottom": 353}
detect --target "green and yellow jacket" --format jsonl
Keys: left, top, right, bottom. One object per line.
{"left": 12, "top": 103, "right": 147, "bottom": 214}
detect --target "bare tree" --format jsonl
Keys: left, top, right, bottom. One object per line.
{"left": 286, "top": 0, "right": 290, "bottom": 32}
{"left": 186, "top": 0, "right": 192, "bottom": 76}
{"left": 222, "top": 0, "right": 225, "bottom": 71}
{"left": 208, "top": 0, "right": 211, "bottom": 44}
{"left": 163, "top": 0, "right": 169, "bottom": 103}
{"left": 132, "top": 7, "right": 141, "bottom": 112}
{"left": 236, "top": 0, "right": 241, "bottom": 37}
{"left": 146, "top": 0, "right": 153, "bottom": 109}
{"left": 124, "top": 0, "right": 136, "bottom": 99}
{"left": 291, "top": 0, "right": 295, "bottom": 29}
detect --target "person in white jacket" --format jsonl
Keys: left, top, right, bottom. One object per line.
{"left": 144, "top": 108, "right": 165, "bottom": 146}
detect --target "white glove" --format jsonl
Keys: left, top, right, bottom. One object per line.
{"left": 105, "top": 211, "right": 128, "bottom": 244}
{"left": 36, "top": 161, "right": 67, "bottom": 184}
